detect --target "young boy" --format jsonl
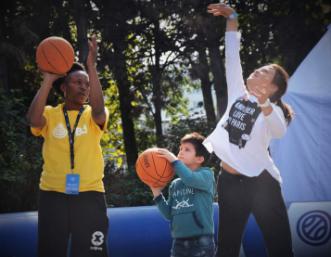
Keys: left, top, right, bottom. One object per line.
{"left": 150, "top": 132, "right": 216, "bottom": 257}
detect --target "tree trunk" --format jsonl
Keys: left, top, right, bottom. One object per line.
{"left": 97, "top": 0, "right": 138, "bottom": 171}
{"left": 111, "top": 42, "right": 138, "bottom": 171}
{"left": 151, "top": 20, "right": 164, "bottom": 146}
{"left": 71, "top": 0, "right": 88, "bottom": 63}
{"left": 0, "top": 57, "right": 8, "bottom": 93}
{"left": 208, "top": 45, "right": 228, "bottom": 120}
{"left": 196, "top": 46, "right": 216, "bottom": 127}
{"left": 151, "top": 67, "right": 164, "bottom": 146}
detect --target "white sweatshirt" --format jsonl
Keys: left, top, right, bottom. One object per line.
{"left": 203, "top": 31, "right": 287, "bottom": 183}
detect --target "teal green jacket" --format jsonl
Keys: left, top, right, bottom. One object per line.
{"left": 154, "top": 160, "right": 216, "bottom": 238}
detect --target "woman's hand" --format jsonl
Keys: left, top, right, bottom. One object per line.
{"left": 250, "top": 84, "right": 273, "bottom": 115}
{"left": 207, "top": 3, "right": 235, "bottom": 18}
{"left": 157, "top": 148, "right": 178, "bottom": 163}
{"left": 250, "top": 84, "right": 269, "bottom": 105}
{"left": 86, "top": 35, "right": 98, "bottom": 67}
{"left": 41, "top": 71, "right": 63, "bottom": 88}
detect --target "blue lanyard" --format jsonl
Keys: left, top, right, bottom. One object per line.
{"left": 63, "top": 106, "right": 85, "bottom": 171}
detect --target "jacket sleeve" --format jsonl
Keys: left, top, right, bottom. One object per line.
{"left": 173, "top": 160, "right": 213, "bottom": 191}
{"left": 264, "top": 104, "right": 287, "bottom": 138}
{"left": 225, "top": 31, "right": 247, "bottom": 104}
{"left": 154, "top": 184, "right": 173, "bottom": 220}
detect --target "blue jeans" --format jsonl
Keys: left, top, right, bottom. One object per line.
{"left": 171, "top": 235, "right": 215, "bottom": 257}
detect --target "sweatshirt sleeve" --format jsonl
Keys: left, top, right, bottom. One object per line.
{"left": 225, "top": 31, "right": 247, "bottom": 104}
{"left": 154, "top": 185, "right": 173, "bottom": 220}
{"left": 264, "top": 104, "right": 287, "bottom": 138}
{"left": 172, "top": 160, "right": 213, "bottom": 191}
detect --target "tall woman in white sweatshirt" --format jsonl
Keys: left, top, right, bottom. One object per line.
{"left": 204, "top": 3, "right": 294, "bottom": 257}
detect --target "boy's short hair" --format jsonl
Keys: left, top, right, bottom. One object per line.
{"left": 180, "top": 132, "right": 210, "bottom": 165}
{"left": 53, "top": 62, "right": 86, "bottom": 95}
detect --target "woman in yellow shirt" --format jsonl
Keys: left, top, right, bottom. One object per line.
{"left": 27, "top": 36, "right": 109, "bottom": 257}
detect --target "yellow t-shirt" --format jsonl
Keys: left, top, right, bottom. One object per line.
{"left": 31, "top": 103, "right": 109, "bottom": 193}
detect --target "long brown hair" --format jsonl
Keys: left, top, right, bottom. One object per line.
{"left": 270, "top": 64, "right": 294, "bottom": 124}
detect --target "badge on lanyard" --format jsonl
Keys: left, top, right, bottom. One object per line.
{"left": 63, "top": 105, "right": 84, "bottom": 195}
{"left": 65, "top": 174, "right": 80, "bottom": 195}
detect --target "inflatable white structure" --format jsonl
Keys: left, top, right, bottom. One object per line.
{"left": 271, "top": 24, "right": 331, "bottom": 202}
{"left": 270, "top": 25, "right": 331, "bottom": 257}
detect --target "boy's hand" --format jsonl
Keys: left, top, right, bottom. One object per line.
{"left": 157, "top": 148, "right": 178, "bottom": 163}
{"left": 150, "top": 186, "right": 164, "bottom": 198}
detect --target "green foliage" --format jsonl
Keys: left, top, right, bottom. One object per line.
{"left": 164, "top": 115, "right": 220, "bottom": 172}
{"left": 0, "top": 88, "right": 42, "bottom": 212}
{"left": 100, "top": 70, "right": 126, "bottom": 170}
{"left": 104, "top": 172, "right": 154, "bottom": 207}
{"left": 236, "top": 0, "right": 331, "bottom": 76}
{"left": 1, "top": 0, "right": 330, "bottom": 212}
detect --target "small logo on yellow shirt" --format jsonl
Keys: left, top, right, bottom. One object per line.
{"left": 52, "top": 124, "right": 67, "bottom": 139}
{"left": 76, "top": 124, "right": 88, "bottom": 136}
{"left": 52, "top": 123, "right": 88, "bottom": 139}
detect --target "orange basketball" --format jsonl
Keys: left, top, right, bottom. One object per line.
{"left": 135, "top": 148, "right": 174, "bottom": 188}
{"left": 36, "top": 36, "right": 74, "bottom": 74}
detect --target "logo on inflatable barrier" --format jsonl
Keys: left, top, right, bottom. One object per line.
{"left": 297, "top": 210, "right": 331, "bottom": 246}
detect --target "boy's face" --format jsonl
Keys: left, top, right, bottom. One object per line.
{"left": 177, "top": 142, "right": 204, "bottom": 169}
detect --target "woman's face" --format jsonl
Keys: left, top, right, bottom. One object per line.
{"left": 62, "top": 71, "right": 90, "bottom": 105}
{"left": 246, "top": 65, "right": 278, "bottom": 98}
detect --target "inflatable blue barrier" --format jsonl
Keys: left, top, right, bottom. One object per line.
{"left": 107, "top": 206, "right": 175, "bottom": 257}
{"left": 0, "top": 211, "right": 38, "bottom": 257}
{"left": 242, "top": 215, "right": 266, "bottom": 257}
{"left": 0, "top": 203, "right": 269, "bottom": 257}
{"left": 1, "top": 202, "right": 330, "bottom": 257}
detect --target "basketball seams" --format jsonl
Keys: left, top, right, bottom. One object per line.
{"left": 162, "top": 161, "right": 174, "bottom": 178}
{"left": 40, "top": 44, "right": 59, "bottom": 73}
{"left": 136, "top": 149, "right": 175, "bottom": 188}
{"left": 137, "top": 155, "right": 167, "bottom": 182}
{"left": 136, "top": 158, "right": 164, "bottom": 187}
{"left": 151, "top": 152, "right": 165, "bottom": 185}
{"left": 150, "top": 151, "right": 172, "bottom": 178}
{"left": 159, "top": 153, "right": 167, "bottom": 178}
{"left": 139, "top": 172, "right": 163, "bottom": 187}
{"left": 152, "top": 151, "right": 174, "bottom": 180}
{"left": 48, "top": 40, "right": 71, "bottom": 72}
{"left": 36, "top": 37, "right": 74, "bottom": 74}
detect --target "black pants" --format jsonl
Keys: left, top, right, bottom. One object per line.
{"left": 216, "top": 170, "right": 294, "bottom": 257}
{"left": 38, "top": 190, "right": 109, "bottom": 257}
